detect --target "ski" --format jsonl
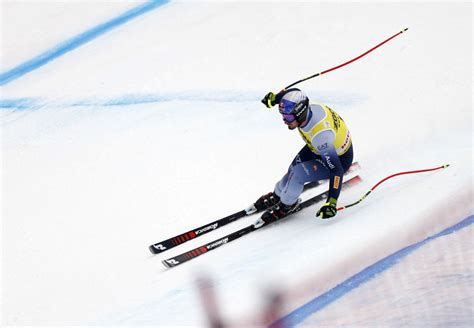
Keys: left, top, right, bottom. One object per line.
{"left": 162, "top": 174, "right": 362, "bottom": 268}
{"left": 149, "top": 162, "right": 360, "bottom": 254}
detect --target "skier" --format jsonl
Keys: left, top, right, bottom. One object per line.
{"left": 254, "top": 88, "right": 353, "bottom": 227}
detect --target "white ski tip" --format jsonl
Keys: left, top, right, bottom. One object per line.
{"left": 245, "top": 204, "right": 258, "bottom": 215}
{"left": 253, "top": 218, "right": 265, "bottom": 229}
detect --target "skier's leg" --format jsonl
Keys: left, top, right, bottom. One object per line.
{"left": 274, "top": 145, "right": 325, "bottom": 205}
{"left": 277, "top": 159, "right": 330, "bottom": 205}
{"left": 274, "top": 145, "right": 314, "bottom": 197}
{"left": 277, "top": 145, "right": 354, "bottom": 205}
{"left": 274, "top": 144, "right": 354, "bottom": 204}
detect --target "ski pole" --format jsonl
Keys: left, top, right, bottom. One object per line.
{"left": 338, "top": 164, "right": 450, "bottom": 212}
{"left": 283, "top": 28, "right": 408, "bottom": 90}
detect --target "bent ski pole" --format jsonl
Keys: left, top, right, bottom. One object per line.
{"left": 338, "top": 164, "right": 449, "bottom": 212}
{"left": 284, "top": 28, "right": 409, "bottom": 90}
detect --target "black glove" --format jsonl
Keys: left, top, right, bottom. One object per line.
{"left": 261, "top": 92, "right": 277, "bottom": 108}
{"left": 316, "top": 197, "right": 338, "bottom": 219}
{"left": 261, "top": 89, "right": 287, "bottom": 108}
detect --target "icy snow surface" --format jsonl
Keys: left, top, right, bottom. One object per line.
{"left": 1, "top": 1, "right": 473, "bottom": 327}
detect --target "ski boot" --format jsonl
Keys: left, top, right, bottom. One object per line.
{"left": 254, "top": 192, "right": 281, "bottom": 211}
{"left": 254, "top": 200, "right": 301, "bottom": 228}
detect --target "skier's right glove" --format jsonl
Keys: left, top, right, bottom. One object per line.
{"left": 262, "top": 90, "right": 287, "bottom": 108}
{"left": 262, "top": 92, "right": 277, "bottom": 108}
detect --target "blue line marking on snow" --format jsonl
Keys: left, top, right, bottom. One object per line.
{"left": 0, "top": 98, "right": 41, "bottom": 110}
{"left": 0, "top": 0, "right": 169, "bottom": 86}
{"left": 0, "top": 92, "right": 260, "bottom": 110}
{"left": 270, "top": 215, "right": 474, "bottom": 328}
{"left": 0, "top": 91, "right": 365, "bottom": 111}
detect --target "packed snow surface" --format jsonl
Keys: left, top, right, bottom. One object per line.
{"left": 1, "top": 1, "right": 472, "bottom": 326}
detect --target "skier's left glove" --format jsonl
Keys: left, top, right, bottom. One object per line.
{"left": 316, "top": 197, "right": 338, "bottom": 219}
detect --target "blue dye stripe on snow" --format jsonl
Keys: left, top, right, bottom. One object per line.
{"left": 270, "top": 215, "right": 474, "bottom": 328}
{"left": 0, "top": 92, "right": 261, "bottom": 110}
{"left": 0, "top": 98, "right": 41, "bottom": 110}
{"left": 0, "top": 0, "right": 169, "bottom": 86}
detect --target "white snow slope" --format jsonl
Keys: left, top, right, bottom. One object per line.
{"left": 1, "top": 1, "right": 473, "bottom": 327}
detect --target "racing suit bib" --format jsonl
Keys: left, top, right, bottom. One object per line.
{"left": 297, "top": 104, "right": 352, "bottom": 156}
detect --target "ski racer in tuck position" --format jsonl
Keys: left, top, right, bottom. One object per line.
{"left": 254, "top": 88, "right": 353, "bottom": 226}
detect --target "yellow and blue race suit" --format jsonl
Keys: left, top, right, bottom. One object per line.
{"left": 274, "top": 103, "right": 354, "bottom": 205}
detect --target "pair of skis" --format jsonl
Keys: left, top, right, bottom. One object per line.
{"left": 149, "top": 163, "right": 361, "bottom": 268}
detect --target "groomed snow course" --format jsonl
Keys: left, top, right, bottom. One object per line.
{"left": 1, "top": 1, "right": 472, "bottom": 326}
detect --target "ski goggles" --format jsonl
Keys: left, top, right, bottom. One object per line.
{"left": 280, "top": 113, "right": 297, "bottom": 123}
{"left": 279, "top": 99, "right": 298, "bottom": 123}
